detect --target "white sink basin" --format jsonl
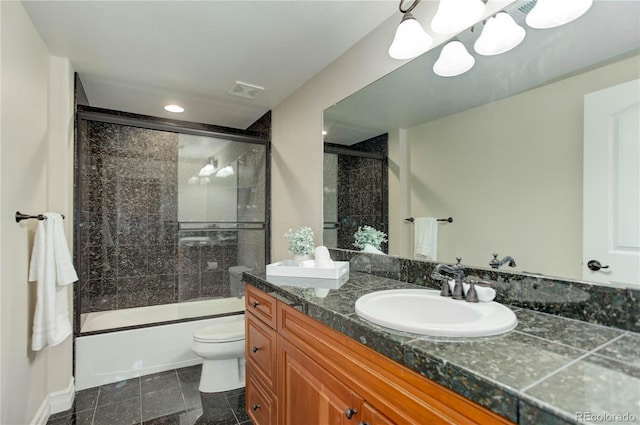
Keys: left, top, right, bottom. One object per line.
{"left": 355, "top": 289, "right": 517, "bottom": 337}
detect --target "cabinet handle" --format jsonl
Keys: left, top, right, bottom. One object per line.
{"left": 252, "top": 346, "right": 261, "bottom": 353}
{"left": 345, "top": 408, "right": 358, "bottom": 420}
{"left": 358, "top": 422, "right": 370, "bottom": 425}
{"left": 252, "top": 404, "right": 260, "bottom": 411}
{"left": 251, "top": 301, "right": 260, "bottom": 308}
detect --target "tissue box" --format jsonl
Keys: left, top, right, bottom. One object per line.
{"left": 266, "top": 260, "right": 349, "bottom": 280}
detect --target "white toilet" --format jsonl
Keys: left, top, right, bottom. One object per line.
{"left": 192, "top": 314, "right": 246, "bottom": 393}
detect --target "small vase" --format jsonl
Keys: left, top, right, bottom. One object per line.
{"left": 292, "top": 254, "right": 311, "bottom": 265}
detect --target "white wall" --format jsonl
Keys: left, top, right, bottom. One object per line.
{"left": 402, "top": 55, "right": 639, "bottom": 279}
{"left": 1, "top": 2, "right": 75, "bottom": 423}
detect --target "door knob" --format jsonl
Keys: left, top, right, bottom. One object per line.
{"left": 587, "top": 260, "right": 610, "bottom": 271}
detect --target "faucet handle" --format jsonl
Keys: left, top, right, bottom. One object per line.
{"left": 440, "top": 280, "right": 453, "bottom": 297}
{"left": 465, "top": 280, "right": 479, "bottom": 303}
{"left": 455, "top": 257, "right": 462, "bottom": 265}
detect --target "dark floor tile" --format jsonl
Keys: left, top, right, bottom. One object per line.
{"left": 226, "top": 391, "right": 249, "bottom": 423}
{"left": 141, "top": 370, "right": 180, "bottom": 394}
{"left": 97, "top": 377, "right": 140, "bottom": 406}
{"left": 193, "top": 416, "right": 237, "bottom": 425}
{"left": 142, "top": 409, "right": 195, "bottom": 425}
{"left": 142, "top": 387, "right": 186, "bottom": 422}
{"left": 200, "top": 392, "right": 228, "bottom": 415}
{"left": 176, "top": 364, "right": 202, "bottom": 386}
{"left": 181, "top": 382, "right": 203, "bottom": 410}
{"left": 93, "top": 397, "right": 141, "bottom": 425}
{"left": 74, "top": 387, "right": 100, "bottom": 412}
{"left": 46, "top": 410, "right": 93, "bottom": 425}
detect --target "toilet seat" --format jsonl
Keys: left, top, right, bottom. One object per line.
{"left": 193, "top": 317, "right": 245, "bottom": 343}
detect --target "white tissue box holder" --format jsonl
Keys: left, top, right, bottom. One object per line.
{"left": 266, "top": 260, "right": 349, "bottom": 280}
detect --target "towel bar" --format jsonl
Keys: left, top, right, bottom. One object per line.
{"left": 15, "top": 211, "right": 65, "bottom": 223}
{"left": 404, "top": 217, "right": 453, "bottom": 223}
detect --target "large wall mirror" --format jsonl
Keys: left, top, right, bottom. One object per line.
{"left": 323, "top": 1, "right": 639, "bottom": 286}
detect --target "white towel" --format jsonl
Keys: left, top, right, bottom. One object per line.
{"left": 28, "top": 213, "right": 78, "bottom": 351}
{"left": 414, "top": 217, "right": 438, "bottom": 261}
{"left": 314, "top": 246, "right": 335, "bottom": 268}
{"left": 447, "top": 279, "right": 496, "bottom": 302}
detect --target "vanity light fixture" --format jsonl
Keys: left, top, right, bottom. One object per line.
{"left": 164, "top": 104, "right": 184, "bottom": 113}
{"left": 474, "top": 12, "right": 526, "bottom": 56}
{"left": 431, "top": 0, "right": 486, "bottom": 35}
{"left": 388, "top": 0, "right": 433, "bottom": 60}
{"left": 525, "top": 0, "right": 593, "bottom": 29}
{"left": 433, "top": 40, "right": 475, "bottom": 77}
{"left": 199, "top": 157, "right": 217, "bottom": 177}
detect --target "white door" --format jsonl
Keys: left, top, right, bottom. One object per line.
{"left": 583, "top": 79, "right": 640, "bottom": 287}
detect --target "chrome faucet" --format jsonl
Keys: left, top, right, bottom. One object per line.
{"left": 489, "top": 253, "right": 517, "bottom": 269}
{"left": 431, "top": 257, "right": 466, "bottom": 300}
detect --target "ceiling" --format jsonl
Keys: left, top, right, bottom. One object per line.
{"left": 22, "top": 0, "right": 398, "bottom": 130}
{"left": 324, "top": 0, "right": 640, "bottom": 145}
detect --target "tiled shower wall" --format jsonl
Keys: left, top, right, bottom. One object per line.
{"left": 77, "top": 121, "right": 181, "bottom": 313}
{"left": 76, "top": 118, "right": 267, "bottom": 314}
{"left": 336, "top": 134, "right": 389, "bottom": 251}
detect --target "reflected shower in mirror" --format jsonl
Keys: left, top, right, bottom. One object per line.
{"left": 323, "top": 1, "right": 640, "bottom": 285}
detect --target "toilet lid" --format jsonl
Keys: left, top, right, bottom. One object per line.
{"left": 194, "top": 316, "right": 245, "bottom": 343}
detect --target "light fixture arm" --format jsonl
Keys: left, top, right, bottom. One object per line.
{"left": 398, "top": 0, "right": 420, "bottom": 14}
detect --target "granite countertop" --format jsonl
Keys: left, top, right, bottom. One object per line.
{"left": 244, "top": 271, "right": 640, "bottom": 425}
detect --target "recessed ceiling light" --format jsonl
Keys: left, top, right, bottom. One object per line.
{"left": 164, "top": 104, "right": 184, "bottom": 113}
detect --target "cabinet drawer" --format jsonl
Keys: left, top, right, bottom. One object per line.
{"left": 247, "top": 314, "right": 277, "bottom": 392}
{"left": 247, "top": 364, "right": 278, "bottom": 425}
{"left": 246, "top": 285, "right": 277, "bottom": 328}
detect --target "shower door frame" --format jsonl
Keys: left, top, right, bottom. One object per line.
{"left": 73, "top": 107, "right": 271, "bottom": 336}
{"left": 323, "top": 142, "right": 389, "bottom": 252}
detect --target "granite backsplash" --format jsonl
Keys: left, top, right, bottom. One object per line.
{"left": 328, "top": 248, "right": 639, "bottom": 333}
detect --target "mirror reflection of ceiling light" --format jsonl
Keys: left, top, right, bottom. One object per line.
{"left": 526, "top": 0, "right": 593, "bottom": 29}
{"left": 433, "top": 40, "right": 475, "bottom": 77}
{"left": 199, "top": 177, "right": 210, "bottom": 184}
{"left": 164, "top": 104, "right": 184, "bottom": 113}
{"left": 187, "top": 176, "right": 199, "bottom": 185}
{"left": 431, "top": 0, "right": 486, "bottom": 35}
{"left": 215, "top": 165, "right": 234, "bottom": 178}
{"left": 388, "top": 12, "right": 433, "bottom": 60}
{"left": 474, "top": 12, "right": 526, "bottom": 56}
{"left": 198, "top": 157, "right": 217, "bottom": 176}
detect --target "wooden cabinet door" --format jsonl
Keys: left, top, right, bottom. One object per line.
{"left": 362, "top": 402, "right": 395, "bottom": 425}
{"left": 279, "top": 338, "right": 363, "bottom": 425}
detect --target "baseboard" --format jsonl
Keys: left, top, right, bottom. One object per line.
{"left": 30, "top": 377, "right": 75, "bottom": 425}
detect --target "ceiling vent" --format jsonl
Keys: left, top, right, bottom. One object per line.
{"left": 227, "top": 81, "right": 265, "bottom": 99}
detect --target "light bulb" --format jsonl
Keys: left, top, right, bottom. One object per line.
{"left": 474, "top": 12, "right": 526, "bottom": 56}
{"left": 526, "top": 0, "right": 593, "bottom": 29}
{"left": 433, "top": 41, "right": 475, "bottom": 77}
{"left": 431, "top": 0, "right": 486, "bottom": 35}
{"left": 388, "top": 13, "right": 433, "bottom": 60}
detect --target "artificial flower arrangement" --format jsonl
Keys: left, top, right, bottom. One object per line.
{"left": 284, "top": 226, "right": 315, "bottom": 256}
{"left": 353, "top": 225, "right": 387, "bottom": 251}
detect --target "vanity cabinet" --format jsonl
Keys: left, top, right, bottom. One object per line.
{"left": 245, "top": 284, "right": 514, "bottom": 425}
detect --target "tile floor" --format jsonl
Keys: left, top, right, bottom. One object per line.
{"left": 46, "top": 365, "right": 251, "bottom": 425}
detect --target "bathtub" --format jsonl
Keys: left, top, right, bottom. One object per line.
{"left": 75, "top": 297, "right": 245, "bottom": 390}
